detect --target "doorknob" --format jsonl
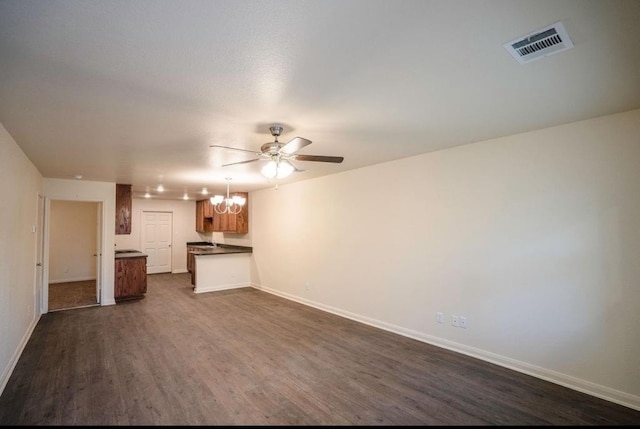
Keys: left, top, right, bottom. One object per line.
{"left": 36, "top": 263, "right": 42, "bottom": 266}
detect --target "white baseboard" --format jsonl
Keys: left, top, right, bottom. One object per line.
{"left": 194, "top": 282, "right": 251, "bottom": 294}
{"left": 49, "top": 276, "right": 96, "bottom": 284}
{"left": 171, "top": 268, "right": 188, "bottom": 274}
{"left": 250, "top": 282, "right": 640, "bottom": 412}
{"left": 0, "top": 311, "right": 41, "bottom": 397}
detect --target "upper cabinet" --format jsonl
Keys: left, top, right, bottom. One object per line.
{"left": 196, "top": 192, "right": 248, "bottom": 234}
{"left": 203, "top": 198, "right": 214, "bottom": 218}
{"left": 195, "top": 199, "right": 214, "bottom": 233}
{"left": 115, "top": 184, "right": 132, "bottom": 235}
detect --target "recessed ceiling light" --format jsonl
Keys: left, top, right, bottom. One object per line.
{"left": 157, "top": 185, "right": 164, "bottom": 192}
{"left": 73, "top": 174, "right": 83, "bottom": 180}
{"left": 144, "top": 192, "right": 151, "bottom": 198}
{"left": 183, "top": 193, "right": 189, "bottom": 200}
{"left": 201, "top": 188, "right": 208, "bottom": 195}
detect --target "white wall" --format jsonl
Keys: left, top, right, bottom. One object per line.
{"left": 49, "top": 200, "right": 98, "bottom": 283}
{"left": 43, "top": 178, "right": 116, "bottom": 306}
{"left": 114, "top": 197, "right": 203, "bottom": 273}
{"left": 250, "top": 108, "right": 640, "bottom": 410}
{"left": 0, "top": 122, "right": 43, "bottom": 394}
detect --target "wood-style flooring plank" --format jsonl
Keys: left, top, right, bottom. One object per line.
{"left": 0, "top": 272, "right": 638, "bottom": 425}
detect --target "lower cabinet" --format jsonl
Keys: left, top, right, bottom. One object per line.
{"left": 187, "top": 247, "right": 196, "bottom": 273}
{"left": 115, "top": 256, "right": 147, "bottom": 301}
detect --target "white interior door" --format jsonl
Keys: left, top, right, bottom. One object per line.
{"left": 142, "top": 211, "right": 173, "bottom": 274}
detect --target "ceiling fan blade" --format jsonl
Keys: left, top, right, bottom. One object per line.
{"left": 293, "top": 154, "right": 344, "bottom": 163}
{"left": 288, "top": 160, "right": 305, "bottom": 172}
{"left": 210, "top": 144, "right": 262, "bottom": 156}
{"left": 222, "top": 158, "right": 262, "bottom": 167}
{"left": 280, "top": 137, "right": 312, "bottom": 155}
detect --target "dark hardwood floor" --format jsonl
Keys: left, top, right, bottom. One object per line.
{"left": 1, "top": 272, "right": 638, "bottom": 425}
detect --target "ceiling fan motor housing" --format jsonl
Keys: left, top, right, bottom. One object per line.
{"left": 261, "top": 142, "right": 284, "bottom": 155}
{"left": 269, "top": 125, "right": 283, "bottom": 137}
{"left": 262, "top": 125, "right": 285, "bottom": 155}
{"left": 214, "top": 124, "right": 343, "bottom": 169}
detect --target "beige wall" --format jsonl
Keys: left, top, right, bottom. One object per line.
{"left": 49, "top": 201, "right": 98, "bottom": 283}
{"left": 0, "top": 122, "right": 43, "bottom": 393}
{"left": 250, "top": 108, "right": 640, "bottom": 410}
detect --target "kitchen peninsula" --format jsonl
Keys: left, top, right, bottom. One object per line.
{"left": 187, "top": 243, "right": 252, "bottom": 293}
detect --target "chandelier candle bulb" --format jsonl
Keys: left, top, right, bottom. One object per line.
{"left": 210, "top": 178, "right": 246, "bottom": 215}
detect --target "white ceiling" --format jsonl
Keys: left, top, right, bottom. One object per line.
{"left": 1, "top": 0, "right": 639, "bottom": 199}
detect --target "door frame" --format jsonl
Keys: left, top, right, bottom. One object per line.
{"left": 42, "top": 198, "right": 104, "bottom": 313}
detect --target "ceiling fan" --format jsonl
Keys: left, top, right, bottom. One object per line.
{"left": 210, "top": 125, "right": 344, "bottom": 179}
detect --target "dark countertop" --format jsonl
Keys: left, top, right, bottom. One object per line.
{"left": 189, "top": 244, "right": 252, "bottom": 256}
{"left": 187, "top": 241, "right": 219, "bottom": 250}
{"left": 115, "top": 249, "right": 148, "bottom": 259}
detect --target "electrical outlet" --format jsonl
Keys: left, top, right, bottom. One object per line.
{"left": 451, "top": 315, "right": 459, "bottom": 327}
{"left": 305, "top": 282, "right": 310, "bottom": 291}
{"left": 460, "top": 316, "right": 467, "bottom": 329}
{"left": 436, "top": 312, "right": 444, "bottom": 324}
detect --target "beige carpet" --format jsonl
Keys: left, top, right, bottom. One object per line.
{"left": 48, "top": 280, "right": 98, "bottom": 311}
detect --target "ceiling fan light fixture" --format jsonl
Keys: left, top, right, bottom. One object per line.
{"left": 261, "top": 159, "right": 294, "bottom": 179}
{"left": 215, "top": 125, "right": 343, "bottom": 182}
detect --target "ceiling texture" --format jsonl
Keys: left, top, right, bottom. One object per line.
{"left": 1, "top": 0, "right": 639, "bottom": 200}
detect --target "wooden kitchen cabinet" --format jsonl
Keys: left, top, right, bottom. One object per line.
{"left": 187, "top": 246, "right": 197, "bottom": 273}
{"left": 195, "top": 200, "right": 214, "bottom": 233}
{"left": 203, "top": 199, "right": 214, "bottom": 218}
{"left": 212, "top": 192, "right": 248, "bottom": 234}
{"left": 115, "top": 184, "right": 132, "bottom": 234}
{"left": 196, "top": 193, "right": 248, "bottom": 234}
{"left": 115, "top": 256, "right": 147, "bottom": 301}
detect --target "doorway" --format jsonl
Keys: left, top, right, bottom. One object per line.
{"left": 47, "top": 200, "right": 101, "bottom": 311}
{"left": 142, "top": 211, "right": 173, "bottom": 274}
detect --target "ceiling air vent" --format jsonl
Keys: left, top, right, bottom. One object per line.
{"left": 504, "top": 21, "right": 574, "bottom": 64}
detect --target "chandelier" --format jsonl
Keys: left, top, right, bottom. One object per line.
{"left": 210, "top": 178, "right": 246, "bottom": 215}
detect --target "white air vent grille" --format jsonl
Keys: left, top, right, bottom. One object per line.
{"left": 504, "top": 21, "right": 574, "bottom": 64}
